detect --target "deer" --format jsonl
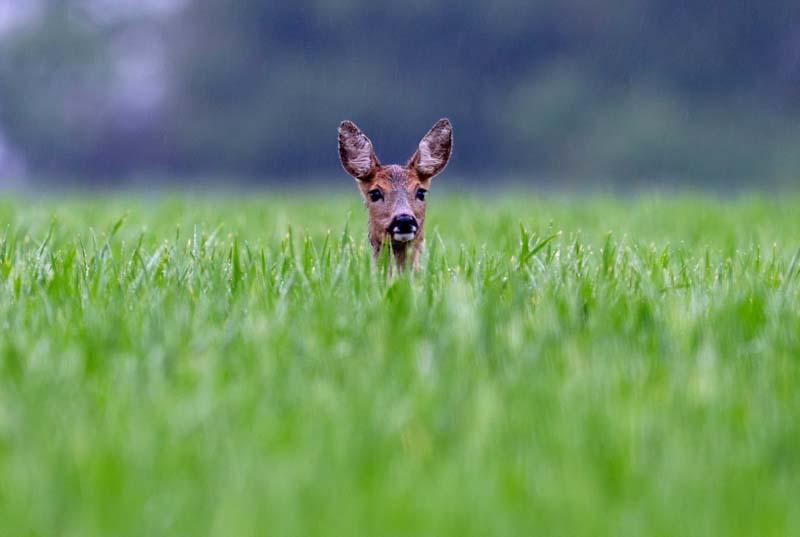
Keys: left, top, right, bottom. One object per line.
{"left": 338, "top": 118, "right": 452, "bottom": 270}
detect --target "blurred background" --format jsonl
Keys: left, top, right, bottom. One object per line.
{"left": 1, "top": 0, "right": 799, "bottom": 190}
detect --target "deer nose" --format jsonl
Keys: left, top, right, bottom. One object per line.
{"left": 388, "top": 214, "right": 418, "bottom": 240}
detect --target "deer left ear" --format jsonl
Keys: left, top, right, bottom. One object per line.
{"left": 409, "top": 118, "right": 452, "bottom": 178}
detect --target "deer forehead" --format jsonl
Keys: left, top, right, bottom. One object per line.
{"left": 367, "top": 165, "right": 426, "bottom": 192}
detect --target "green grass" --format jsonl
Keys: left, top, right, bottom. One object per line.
{"left": 1, "top": 193, "right": 799, "bottom": 536}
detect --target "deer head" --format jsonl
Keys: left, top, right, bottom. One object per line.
{"left": 338, "top": 118, "right": 452, "bottom": 269}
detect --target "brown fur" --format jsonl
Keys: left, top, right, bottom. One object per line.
{"left": 338, "top": 119, "right": 453, "bottom": 270}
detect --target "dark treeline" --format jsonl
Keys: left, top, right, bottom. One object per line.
{"left": 1, "top": 1, "right": 800, "bottom": 186}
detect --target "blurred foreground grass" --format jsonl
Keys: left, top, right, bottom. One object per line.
{"left": 0, "top": 193, "right": 799, "bottom": 536}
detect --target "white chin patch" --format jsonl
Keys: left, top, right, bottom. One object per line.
{"left": 393, "top": 232, "right": 416, "bottom": 242}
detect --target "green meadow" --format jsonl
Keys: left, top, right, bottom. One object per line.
{"left": 0, "top": 193, "right": 799, "bottom": 536}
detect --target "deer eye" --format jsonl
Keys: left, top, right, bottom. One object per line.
{"left": 415, "top": 188, "right": 427, "bottom": 201}
{"left": 368, "top": 189, "right": 383, "bottom": 202}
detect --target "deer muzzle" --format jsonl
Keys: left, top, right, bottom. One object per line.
{"left": 388, "top": 214, "right": 418, "bottom": 242}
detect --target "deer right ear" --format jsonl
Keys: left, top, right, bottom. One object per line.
{"left": 338, "top": 121, "right": 380, "bottom": 180}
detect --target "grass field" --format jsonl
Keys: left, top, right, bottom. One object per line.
{"left": 1, "top": 193, "right": 799, "bottom": 536}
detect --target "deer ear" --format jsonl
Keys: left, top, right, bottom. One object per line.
{"left": 409, "top": 118, "right": 452, "bottom": 178}
{"left": 338, "top": 120, "right": 380, "bottom": 180}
